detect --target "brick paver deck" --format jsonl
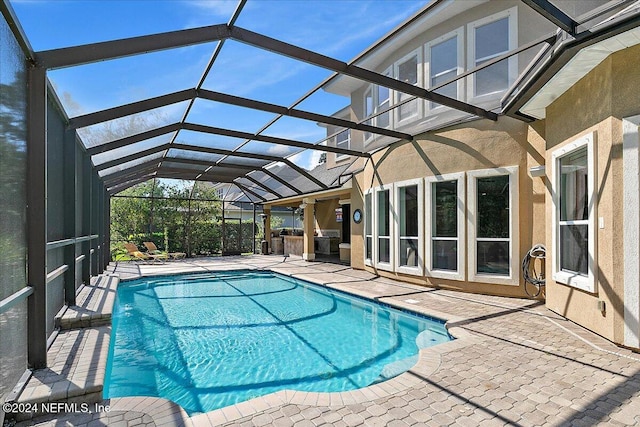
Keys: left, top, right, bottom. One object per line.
{"left": 14, "top": 255, "right": 640, "bottom": 426}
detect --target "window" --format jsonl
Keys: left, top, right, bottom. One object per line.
{"left": 396, "top": 179, "right": 423, "bottom": 275}
{"left": 395, "top": 50, "right": 422, "bottom": 125}
{"left": 363, "top": 68, "right": 391, "bottom": 144}
{"left": 426, "top": 28, "right": 463, "bottom": 111}
{"left": 375, "top": 185, "right": 394, "bottom": 270}
{"left": 364, "top": 87, "right": 373, "bottom": 142}
{"left": 335, "top": 129, "right": 350, "bottom": 161}
{"left": 426, "top": 173, "right": 465, "bottom": 280}
{"left": 365, "top": 191, "right": 373, "bottom": 265}
{"left": 377, "top": 83, "right": 390, "bottom": 128}
{"left": 552, "top": 133, "right": 596, "bottom": 292}
{"left": 467, "top": 8, "right": 517, "bottom": 101}
{"left": 216, "top": 188, "right": 225, "bottom": 200}
{"left": 468, "top": 166, "right": 519, "bottom": 285}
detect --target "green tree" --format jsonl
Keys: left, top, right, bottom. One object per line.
{"left": 110, "top": 180, "right": 164, "bottom": 247}
{"left": 188, "top": 183, "right": 222, "bottom": 255}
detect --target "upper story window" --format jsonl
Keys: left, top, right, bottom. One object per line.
{"left": 357, "top": 8, "right": 517, "bottom": 133}
{"left": 377, "top": 83, "right": 390, "bottom": 128}
{"left": 363, "top": 69, "right": 391, "bottom": 145}
{"left": 335, "top": 129, "right": 350, "bottom": 161}
{"left": 426, "top": 28, "right": 463, "bottom": 111}
{"left": 395, "top": 50, "right": 422, "bottom": 125}
{"left": 364, "top": 88, "right": 374, "bottom": 141}
{"left": 552, "top": 133, "right": 596, "bottom": 292}
{"left": 467, "top": 7, "right": 517, "bottom": 101}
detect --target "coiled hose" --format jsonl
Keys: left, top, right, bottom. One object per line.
{"left": 522, "top": 244, "right": 546, "bottom": 298}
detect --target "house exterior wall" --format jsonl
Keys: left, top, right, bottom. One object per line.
{"left": 284, "top": 1, "right": 640, "bottom": 351}
{"left": 327, "top": 0, "right": 556, "bottom": 166}
{"left": 331, "top": 0, "right": 559, "bottom": 298}
{"left": 543, "top": 44, "right": 640, "bottom": 346}
{"left": 349, "top": 115, "right": 546, "bottom": 297}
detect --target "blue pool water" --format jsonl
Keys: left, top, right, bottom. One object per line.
{"left": 105, "top": 270, "right": 452, "bottom": 414}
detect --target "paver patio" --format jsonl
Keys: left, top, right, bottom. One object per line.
{"left": 14, "top": 255, "right": 640, "bottom": 427}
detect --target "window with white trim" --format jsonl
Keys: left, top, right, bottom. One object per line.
{"left": 365, "top": 191, "right": 373, "bottom": 265}
{"left": 396, "top": 179, "right": 423, "bottom": 275}
{"left": 363, "top": 69, "right": 391, "bottom": 144}
{"left": 468, "top": 166, "right": 519, "bottom": 285}
{"left": 335, "top": 129, "right": 350, "bottom": 161}
{"left": 467, "top": 7, "right": 517, "bottom": 101}
{"left": 377, "top": 82, "right": 390, "bottom": 129}
{"left": 552, "top": 133, "right": 596, "bottom": 292}
{"left": 376, "top": 185, "right": 394, "bottom": 270}
{"left": 395, "top": 50, "right": 422, "bottom": 125}
{"left": 426, "top": 28, "right": 463, "bottom": 111}
{"left": 426, "top": 173, "right": 465, "bottom": 280}
{"left": 364, "top": 87, "right": 374, "bottom": 142}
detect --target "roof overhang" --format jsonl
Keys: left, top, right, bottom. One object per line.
{"left": 263, "top": 180, "right": 352, "bottom": 208}
{"left": 503, "top": 3, "right": 640, "bottom": 120}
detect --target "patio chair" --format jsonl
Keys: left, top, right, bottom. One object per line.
{"left": 143, "top": 241, "right": 186, "bottom": 260}
{"left": 124, "top": 242, "right": 166, "bottom": 263}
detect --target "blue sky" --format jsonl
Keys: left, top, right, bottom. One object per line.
{"left": 10, "top": 0, "right": 427, "bottom": 170}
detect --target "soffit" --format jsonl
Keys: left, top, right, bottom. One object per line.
{"left": 521, "top": 25, "right": 640, "bottom": 119}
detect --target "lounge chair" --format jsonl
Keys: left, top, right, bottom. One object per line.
{"left": 143, "top": 242, "right": 186, "bottom": 260}
{"left": 124, "top": 242, "right": 166, "bottom": 263}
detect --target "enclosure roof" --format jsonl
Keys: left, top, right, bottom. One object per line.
{"left": 5, "top": 0, "right": 639, "bottom": 202}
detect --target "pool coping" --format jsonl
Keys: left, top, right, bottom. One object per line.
{"left": 16, "top": 261, "right": 486, "bottom": 426}
{"left": 111, "top": 265, "right": 484, "bottom": 426}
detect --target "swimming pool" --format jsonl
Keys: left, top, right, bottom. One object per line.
{"left": 105, "top": 270, "right": 452, "bottom": 414}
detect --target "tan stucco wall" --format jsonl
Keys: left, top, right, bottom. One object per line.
{"left": 314, "top": 198, "right": 342, "bottom": 237}
{"left": 543, "top": 44, "right": 640, "bottom": 345}
{"left": 351, "top": 175, "right": 366, "bottom": 270}
{"left": 349, "top": 115, "right": 545, "bottom": 297}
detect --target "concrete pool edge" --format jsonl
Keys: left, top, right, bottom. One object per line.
{"left": 106, "top": 265, "right": 482, "bottom": 426}
{"left": 103, "top": 321, "right": 480, "bottom": 427}
{"left": 11, "top": 260, "right": 482, "bottom": 425}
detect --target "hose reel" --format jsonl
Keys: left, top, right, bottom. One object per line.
{"left": 522, "top": 244, "right": 546, "bottom": 298}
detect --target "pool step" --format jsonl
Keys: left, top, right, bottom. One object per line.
{"left": 415, "top": 328, "right": 451, "bottom": 348}
{"left": 371, "top": 355, "right": 419, "bottom": 385}
{"left": 55, "top": 274, "right": 119, "bottom": 330}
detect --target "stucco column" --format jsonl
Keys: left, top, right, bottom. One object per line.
{"left": 303, "top": 198, "right": 316, "bottom": 261}
{"left": 264, "top": 207, "right": 271, "bottom": 254}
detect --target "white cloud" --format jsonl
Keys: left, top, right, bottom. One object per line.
{"left": 206, "top": 45, "right": 309, "bottom": 98}
{"left": 323, "top": 10, "right": 418, "bottom": 57}
{"left": 289, "top": 150, "right": 322, "bottom": 171}
{"left": 306, "top": 151, "right": 323, "bottom": 169}
{"left": 267, "top": 145, "right": 296, "bottom": 156}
